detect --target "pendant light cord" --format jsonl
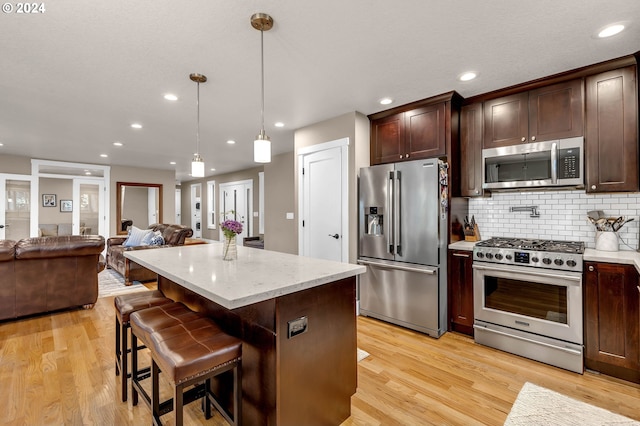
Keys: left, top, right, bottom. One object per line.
{"left": 196, "top": 80, "right": 201, "bottom": 155}
{"left": 260, "top": 27, "right": 265, "bottom": 133}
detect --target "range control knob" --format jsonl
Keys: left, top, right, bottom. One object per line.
{"left": 542, "top": 258, "right": 552, "bottom": 265}
{"left": 505, "top": 254, "right": 512, "bottom": 260}
{"left": 566, "top": 259, "right": 577, "bottom": 268}
{"left": 485, "top": 253, "right": 494, "bottom": 259}
{"left": 531, "top": 257, "right": 539, "bottom": 263}
{"left": 554, "top": 258, "right": 564, "bottom": 266}
{"left": 476, "top": 252, "right": 484, "bottom": 259}
{"left": 495, "top": 253, "right": 503, "bottom": 260}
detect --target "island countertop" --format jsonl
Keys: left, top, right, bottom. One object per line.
{"left": 125, "top": 242, "right": 366, "bottom": 310}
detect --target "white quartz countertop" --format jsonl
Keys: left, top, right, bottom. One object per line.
{"left": 125, "top": 243, "right": 366, "bottom": 310}
{"left": 584, "top": 248, "right": 640, "bottom": 274}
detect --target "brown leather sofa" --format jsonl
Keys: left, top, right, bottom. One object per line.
{"left": 0, "top": 235, "right": 105, "bottom": 321}
{"left": 106, "top": 224, "right": 193, "bottom": 286}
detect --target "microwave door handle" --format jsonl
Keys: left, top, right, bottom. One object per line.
{"left": 551, "top": 142, "right": 558, "bottom": 184}
{"left": 388, "top": 172, "right": 394, "bottom": 254}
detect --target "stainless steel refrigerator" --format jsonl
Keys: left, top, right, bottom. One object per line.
{"left": 358, "top": 158, "right": 447, "bottom": 338}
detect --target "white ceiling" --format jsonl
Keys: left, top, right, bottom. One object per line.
{"left": 1, "top": 0, "right": 638, "bottom": 182}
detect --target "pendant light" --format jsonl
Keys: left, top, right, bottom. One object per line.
{"left": 251, "top": 13, "right": 274, "bottom": 163}
{"left": 190, "top": 73, "right": 207, "bottom": 177}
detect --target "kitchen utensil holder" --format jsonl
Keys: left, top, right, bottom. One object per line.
{"left": 464, "top": 224, "right": 481, "bottom": 242}
{"left": 595, "top": 231, "right": 618, "bottom": 252}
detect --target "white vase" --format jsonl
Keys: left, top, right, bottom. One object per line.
{"left": 223, "top": 235, "right": 237, "bottom": 260}
{"left": 595, "top": 231, "right": 618, "bottom": 252}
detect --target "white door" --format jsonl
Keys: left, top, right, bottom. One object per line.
{"left": 72, "top": 179, "right": 105, "bottom": 236}
{"left": 0, "top": 174, "right": 33, "bottom": 240}
{"left": 299, "top": 139, "right": 348, "bottom": 262}
{"left": 175, "top": 188, "right": 182, "bottom": 224}
{"left": 219, "top": 180, "right": 252, "bottom": 241}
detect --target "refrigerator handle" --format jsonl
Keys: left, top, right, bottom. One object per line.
{"left": 395, "top": 170, "right": 401, "bottom": 256}
{"left": 387, "top": 171, "right": 394, "bottom": 254}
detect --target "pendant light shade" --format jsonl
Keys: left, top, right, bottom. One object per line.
{"left": 190, "top": 73, "right": 207, "bottom": 178}
{"left": 254, "top": 130, "right": 271, "bottom": 163}
{"left": 251, "top": 13, "right": 274, "bottom": 164}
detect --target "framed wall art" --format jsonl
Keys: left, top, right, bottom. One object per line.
{"left": 42, "top": 194, "right": 56, "bottom": 207}
{"left": 60, "top": 200, "right": 73, "bottom": 212}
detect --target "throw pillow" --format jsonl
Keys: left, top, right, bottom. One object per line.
{"left": 149, "top": 232, "right": 165, "bottom": 246}
{"left": 123, "top": 226, "right": 152, "bottom": 247}
{"left": 140, "top": 229, "right": 157, "bottom": 246}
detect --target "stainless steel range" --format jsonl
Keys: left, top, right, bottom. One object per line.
{"left": 473, "top": 237, "right": 585, "bottom": 373}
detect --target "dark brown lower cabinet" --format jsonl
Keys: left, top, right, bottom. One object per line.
{"left": 584, "top": 261, "right": 640, "bottom": 383}
{"left": 447, "top": 249, "right": 474, "bottom": 336}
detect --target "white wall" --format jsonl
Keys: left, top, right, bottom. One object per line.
{"left": 469, "top": 190, "right": 640, "bottom": 251}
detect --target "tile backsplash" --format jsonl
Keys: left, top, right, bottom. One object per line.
{"left": 468, "top": 190, "right": 640, "bottom": 251}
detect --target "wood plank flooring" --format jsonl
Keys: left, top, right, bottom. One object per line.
{"left": 0, "top": 295, "right": 638, "bottom": 425}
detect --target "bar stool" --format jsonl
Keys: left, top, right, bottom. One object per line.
{"left": 114, "top": 290, "right": 173, "bottom": 402}
{"left": 131, "top": 312, "right": 242, "bottom": 426}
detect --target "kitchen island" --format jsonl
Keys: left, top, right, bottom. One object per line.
{"left": 125, "top": 243, "right": 366, "bottom": 426}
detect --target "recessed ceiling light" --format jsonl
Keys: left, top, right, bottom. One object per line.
{"left": 210, "top": 168, "right": 216, "bottom": 171}
{"left": 227, "top": 140, "right": 236, "bottom": 145}
{"left": 169, "top": 161, "right": 176, "bottom": 165}
{"left": 459, "top": 72, "right": 477, "bottom": 81}
{"left": 85, "top": 171, "right": 92, "bottom": 175}
{"left": 113, "top": 141, "right": 123, "bottom": 147}
{"left": 131, "top": 123, "right": 142, "bottom": 129}
{"left": 100, "top": 154, "right": 108, "bottom": 158}
{"left": 274, "top": 122, "right": 284, "bottom": 128}
{"left": 379, "top": 98, "right": 393, "bottom": 105}
{"left": 0, "top": 143, "right": 4, "bottom": 147}
{"left": 164, "top": 94, "right": 178, "bottom": 101}
{"left": 598, "top": 24, "right": 625, "bottom": 38}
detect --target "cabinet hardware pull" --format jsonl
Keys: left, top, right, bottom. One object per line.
{"left": 453, "top": 253, "right": 470, "bottom": 258}
{"left": 406, "top": 154, "right": 410, "bottom": 158}
{"left": 637, "top": 285, "right": 640, "bottom": 293}
{"left": 400, "top": 154, "right": 403, "bottom": 159}
{"left": 588, "top": 265, "right": 594, "bottom": 272}
{"left": 521, "top": 137, "right": 526, "bottom": 142}
{"left": 591, "top": 185, "right": 596, "bottom": 190}
{"left": 531, "top": 136, "right": 536, "bottom": 141}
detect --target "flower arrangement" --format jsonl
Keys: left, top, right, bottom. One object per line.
{"left": 221, "top": 219, "right": 243, "bottom": 239}
{"left": 221, "top": 219, "right": 243, "bottom": 260}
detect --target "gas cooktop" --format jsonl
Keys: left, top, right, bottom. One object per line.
{"left": 475, "top": 237, "right": 585, "bottom": 254}
{"left": 473, "top": 237, "right": 584, "bottom": 272}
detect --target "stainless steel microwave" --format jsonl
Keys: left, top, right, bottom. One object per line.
{"left": 482, "top": 137, "right": 584, "bottom": 190}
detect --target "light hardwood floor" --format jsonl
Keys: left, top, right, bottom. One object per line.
{"left": 0, "top": 295, "right": 639, "bottom": 425}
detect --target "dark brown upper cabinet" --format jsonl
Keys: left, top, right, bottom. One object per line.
{"left": 585, "top": 65, "right": 639, "bottom": 193}
{"left": 460, "top": 102, "right": 484, "bottom": 197}
{"left": 483, "top": 79, "right": 584, "bottom": 149}
{"left": 369, "top": 92, "right": 462, "bottom": 166}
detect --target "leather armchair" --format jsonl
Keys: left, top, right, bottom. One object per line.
{"left": 106, "top": 224, "right": 193, "bottom": 286}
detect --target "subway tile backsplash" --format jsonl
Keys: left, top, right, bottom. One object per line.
{"left": 468, "top": 190, "right": 640, "bottom": 251}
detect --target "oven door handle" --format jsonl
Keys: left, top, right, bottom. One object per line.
{"left": 357, "top": 259, "right": 437, "bottom": 275}
{"left": 472, "top": 264, "right": 582, "bottom": 282}
{"left": 473, "top": 324, "right": 583, "bottom": 356}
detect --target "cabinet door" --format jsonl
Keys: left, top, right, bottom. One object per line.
{"left": 460, "top": 103, "right": 484, "bottom": 197}
{"left": 405, "top": 103, "right": 446, "bottom": 159}
{"left": 528, "top": 79, "right": 584, "bottom": 142}
{"left": 585, "top": 66, "right": 639, "bottom": 193}
{"left": 447, "top": 250, "right": 474, "bottom": 336}
{"left": 371, "top": 113, "right": 404, "bottom": 165}
{"left": 483, "top": 92, "right": 529, "bottom": 148}
{"left": 584, "top": 262, "right": 639, "bottom": 382}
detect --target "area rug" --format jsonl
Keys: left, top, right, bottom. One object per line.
{"left": 505, "top": 382, "right": 640, "bottom": 425}
{"left": 98, "top": 269, "right": 149, "bottom": 298}
{"left": 357, "top": 348, "right": 370, "bottom": 362}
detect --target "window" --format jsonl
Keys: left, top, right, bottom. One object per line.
{"left": 207, "top": 180, "right": 216, "bottom": 229}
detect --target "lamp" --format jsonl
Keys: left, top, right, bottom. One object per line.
{"left": 251, "top": 13, "right": 274, "bottom": 163}
{"left": 190, "top": 73, "right": 207, "bottom": 177}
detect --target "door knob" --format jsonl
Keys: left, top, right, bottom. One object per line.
{"left": 0, "top": 225, "right": 4, "bottom": 228}
{"left": 329, "top": 234, "right": 339, "bottom": 239}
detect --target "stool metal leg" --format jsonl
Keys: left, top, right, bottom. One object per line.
{"left": 115, "top": 317, "right": 121, "bottom": 377}
{"left": 131, "top": 332, "right": 139, "bottom": 406}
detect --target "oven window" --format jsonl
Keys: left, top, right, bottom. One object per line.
{"left": 484, "top": 277, "right": 567, "bottom": 324}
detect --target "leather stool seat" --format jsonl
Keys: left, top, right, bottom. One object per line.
{"left": 114, "top": 290, "right": 173, "bottom": 402}
{"left": 131, "top": 312, "right": 242, "bottom": 426}
{"left": 129, "top": 301, "right": 202, "bottom": 346}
